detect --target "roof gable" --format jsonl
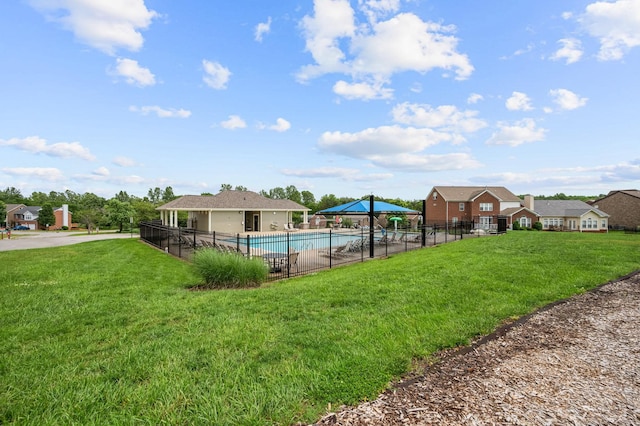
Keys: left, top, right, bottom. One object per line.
{"left": 157, "top": 191, "right": 309, "bottom": 211}
{"left": 533, "top": 200, "right": 609, "bottom": 218}
{"left": 432, "top": 186, "right": 520, "bottom": 202}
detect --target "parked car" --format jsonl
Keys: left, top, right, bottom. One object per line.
{"left": 12, "top": 225, "right": 30, "bottom": 230}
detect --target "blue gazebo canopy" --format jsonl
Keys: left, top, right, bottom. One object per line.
{"left": 317, "top": 199, "right": 419, "bottom": 214}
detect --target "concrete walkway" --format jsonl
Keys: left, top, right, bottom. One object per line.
{"left": 0, "top": 230, "right": 136, "bottom": 252}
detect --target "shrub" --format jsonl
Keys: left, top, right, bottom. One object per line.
{"left": 533, "top": 221, "right": 543, "bottom": 231}
{"left": 61, "top": 226, "right": 69, "bottom": 231}
{"left": 512, "top": 221, "right": 521, "bottom": 231}
{"left": 192, "top": 249, "right": 268, "bottom": 289}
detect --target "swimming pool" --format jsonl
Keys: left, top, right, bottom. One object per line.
{"left": 230, "top": 231, "right": 372, "bottom": 253}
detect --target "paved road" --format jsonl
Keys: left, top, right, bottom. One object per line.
{"left": 0, "top": 231, "right": 136, "bottom": 252}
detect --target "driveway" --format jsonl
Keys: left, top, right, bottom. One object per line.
{"left": 0, "top": 230, "right": 136, "bottom": 252}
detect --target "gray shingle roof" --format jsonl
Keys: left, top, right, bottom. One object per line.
{"left": 157, "top": 191, "right": 309, "bottom": 211}
{"left": 433, "top": 186, "right": 521, "bottom": 202}
{"left": 533, "top": 200, "right": 609, "bottom": 217}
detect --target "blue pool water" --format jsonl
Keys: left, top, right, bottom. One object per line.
{"left": 230, "top": 231, "right": 371, "bottom": 253}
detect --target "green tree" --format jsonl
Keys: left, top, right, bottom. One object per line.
{"left": 115, "top": 191, "right": 132, "bottom": 203}
{"left": 0, "top": 187, "right": 25, "bottom": 204}
{"left": 147, "top": 187, "right": 162, "bottom": 204}
{"left": 316, "top": 194, "right": 340, "bottom": 212}
{"left": 301, "top": 190, "right": 317, "bottom": 210}
{"left": 268, "top": 187, "right": 286, "bottom": 199}
{"left": 66, "top": 192, "right": 105, "bottom": 233}
{"left": 234, "top": 185, "right": 248, "bottom": 191}
{"left": 0, "top": 201, "right": 6, "bottom": 227}
{"left": 220, "top": 183, "right": 232, "bottom": 192}
{"left": 162, "top": 186, "right": 177, "bottom": 202}
{"left": 38, "top": 203, "right": 56, "bottom": 230}
{"left": 132, "top": 199, "right": 158, "bottom": 223}
{"left": 285, "top": 185, "right": 302, "bottom": 203}
{"left": 105, "top": 199, "right": 135, "bottom": 233}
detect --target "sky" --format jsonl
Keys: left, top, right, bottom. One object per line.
{"left": 1, "top": 0, "right": 639, "bottom": 201}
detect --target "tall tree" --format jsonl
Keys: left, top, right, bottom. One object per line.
{"left": 0, "top": 201, "right": 6, "bottom": 227}
{"left": 220, "top": 183, "right": 232, "bottom": 192}
{"left": 285, "top": 185, "right": 302, "bottom": 203}
{"left": 38, "top": 203, "right": 56, "bottom": 229}
{"left": 234, "top": 185, "right": 248, "bottom": 191}
{"left": 162, "top": 186, "right": 177, "bottom": 202}
{"left": 105, "top": 199, "right": 135, "bottom": 232}
{"left": 115, "top": 191, "right": 132, "bottom": 203}
{"left": 147, "top": 187, "right": 162, "bottom": 204}
{"left": 301, "top": 190, "right": 317, "bottom": 210}
{"left": 0, "top": 187, "right": 25, "bottom": 204}
{"left": 132, "top": 199, "right": 158, "bottom": 223}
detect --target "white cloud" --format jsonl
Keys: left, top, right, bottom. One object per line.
{"left": 202, "top": 60, "right": 231, "bottom": 89}
{"left": 93, "top": 166, "right": 110, "bottom": 176}
{"left": 579, "top": 0, "right": 640, "bottom": 61}
{"left": 391, "top": 103, "right": 487, "bottom": 135}
{"left": 220, "top": 115, "right": 247, "bottom": 130}
{"left": 268, "top": 118, "right": 291, "bottom": 132}
{"left": 550, "top": 38, "right": 583, "bottom": 64}
{"left": 28, "top": 0, "right": 158, "bottom": 55}
{"left": 486, "top": 118, "right": 547, "bottom": 147}
{"left": 359, "top": 0, "right": 401, "bottom": 23}
{"left": 0, "top": 136, "right": 95, "bottom": 160}
{"left": 1, "top": 167, "right": 65, "bottom": 181}
{"left": 112, "top": 157, "right": 138, "bottom": 167}
{"left": 467, "top": 93, "right": 484, "bottom": 104}
{"left": 255, "top": 17, "right": 272, "bottom": 42}
{"left": 129, "top": 105, "right": 191, "bottom": 118}
{"left": 505, "top": 91, "right": 533, "bottom": 111}
{"left": 549, "top": 88, "right": 588, "bottom": 110}
{"left": 333, "top": 80, "right": 393, "bottom": 100}
{"left": 112, "top": 58, "right": 155, "bottom": 86}
{"left": 319, "top": 125, "right": 451, "bottom": 158}
{"left": 297, "top": 1, "right": 473, "bottom": 95}
{"left": 281, "top": 167, "right": 361, "bottom": 178}
{"left": 367, "top": 152, "right": 482, "bottom": 172}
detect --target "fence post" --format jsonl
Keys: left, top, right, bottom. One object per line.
{"left": 328, "top": 230, "right": 332, "bottom": 269}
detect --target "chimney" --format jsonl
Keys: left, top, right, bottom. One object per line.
{"left": 524, "top": 195, "right": 534, "bottom": 210}
{"left": 62, "top": 204, "right": 69, "bottom": 227}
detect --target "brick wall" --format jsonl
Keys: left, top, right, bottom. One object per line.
{"left": 594, "top": 192, "right": 640, "bottom": 229}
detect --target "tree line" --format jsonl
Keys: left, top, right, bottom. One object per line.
{"left": 0, "top": 185, "right": 424, "bottom": 231}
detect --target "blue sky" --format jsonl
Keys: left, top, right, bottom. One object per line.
{"left": 1, "top": 0, "right": 639, "bottom": 200}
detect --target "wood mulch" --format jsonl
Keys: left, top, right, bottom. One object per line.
{"left": 313, "top": 271, "right": 640, "bottom": 425}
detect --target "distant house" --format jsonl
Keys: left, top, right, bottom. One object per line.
{"left": 425, "top": 186, "right": 525, "bottom": 229}
{"left": 5, "top": 204, "right": 26, "bottom": 228}
{"left": 5, "top": 204, "right": 73, "bottom": 230}
{"left": 527, "top": 197, "right": 609, "bottom": 232}
{"left": 425, "top": 186, "right": 609, "bottom": 232}
{"left": 12, "top": 206, "right": 41, "bottom": 230}
{"left": 156, "top": 190, "right": 310, "bottom": 233}
{"left": 592, "top": 190, "right": 640, "bottom": 230}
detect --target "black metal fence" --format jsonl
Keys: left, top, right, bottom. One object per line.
{"left": 139, "top": 220, "right": 492, "bottom": 281}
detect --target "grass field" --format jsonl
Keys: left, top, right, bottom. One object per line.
{"left": 1, "top": 232, "right": 639, "bottom": 425}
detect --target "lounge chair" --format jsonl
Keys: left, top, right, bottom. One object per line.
{"left": 280, "top": 251, "right": 299, "bottom": 273}
{"left": 378, "top": 234, "right": 388, "bottom": 245}
{"left": 387, "top": 232, "right": 398, "bottom": 244}
{"left": 320, "top": 240, "right": 352, "bottom": 258}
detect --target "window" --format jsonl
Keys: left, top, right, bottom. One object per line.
{"left": 602, "top": 219, "right": 606, "bottom": 229}
{"left": 519, "top": 216, "right": 531, "bottom": 228}
{"left": 432, "top": 192, "right": 437, "bottom": 200}
{"left": 479, "top": 203, "right": 493, "bottom": 212}
{"left": 459, "top": 203, "right": 465, "bottom": 211}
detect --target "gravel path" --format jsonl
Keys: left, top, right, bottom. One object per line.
{"left": 315, "top": 271, "right": 640, "bottom": 425}
{"left": 0, "top": 230, "right": 135, "bottom": 251}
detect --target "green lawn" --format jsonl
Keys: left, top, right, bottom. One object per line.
{"left": 1, "top": 232, "right": 639, "bottom": 425}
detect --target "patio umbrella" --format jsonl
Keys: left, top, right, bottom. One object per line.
{"left": 316, "top": 199, "right": 418, "bottom": 214}
{"left": 388, "top": 216, "right": 402, "bottom": 231}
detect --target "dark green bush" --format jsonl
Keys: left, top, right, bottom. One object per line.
{"left": 533, "top": 221, "right": 543, "bottom": 231}
{"left": 192, "top": 249, "right": 268, "bottom": 289}
{"left": 512, "top": 221, "right": 521, "bottom": 230}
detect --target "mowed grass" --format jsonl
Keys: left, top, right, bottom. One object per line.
{"left": 1, "top": 232, "right": 639, "bottom": 425}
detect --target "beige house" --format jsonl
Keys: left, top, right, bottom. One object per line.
{"left": 156, "top": 190, "right": 310, "bottom": 233}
